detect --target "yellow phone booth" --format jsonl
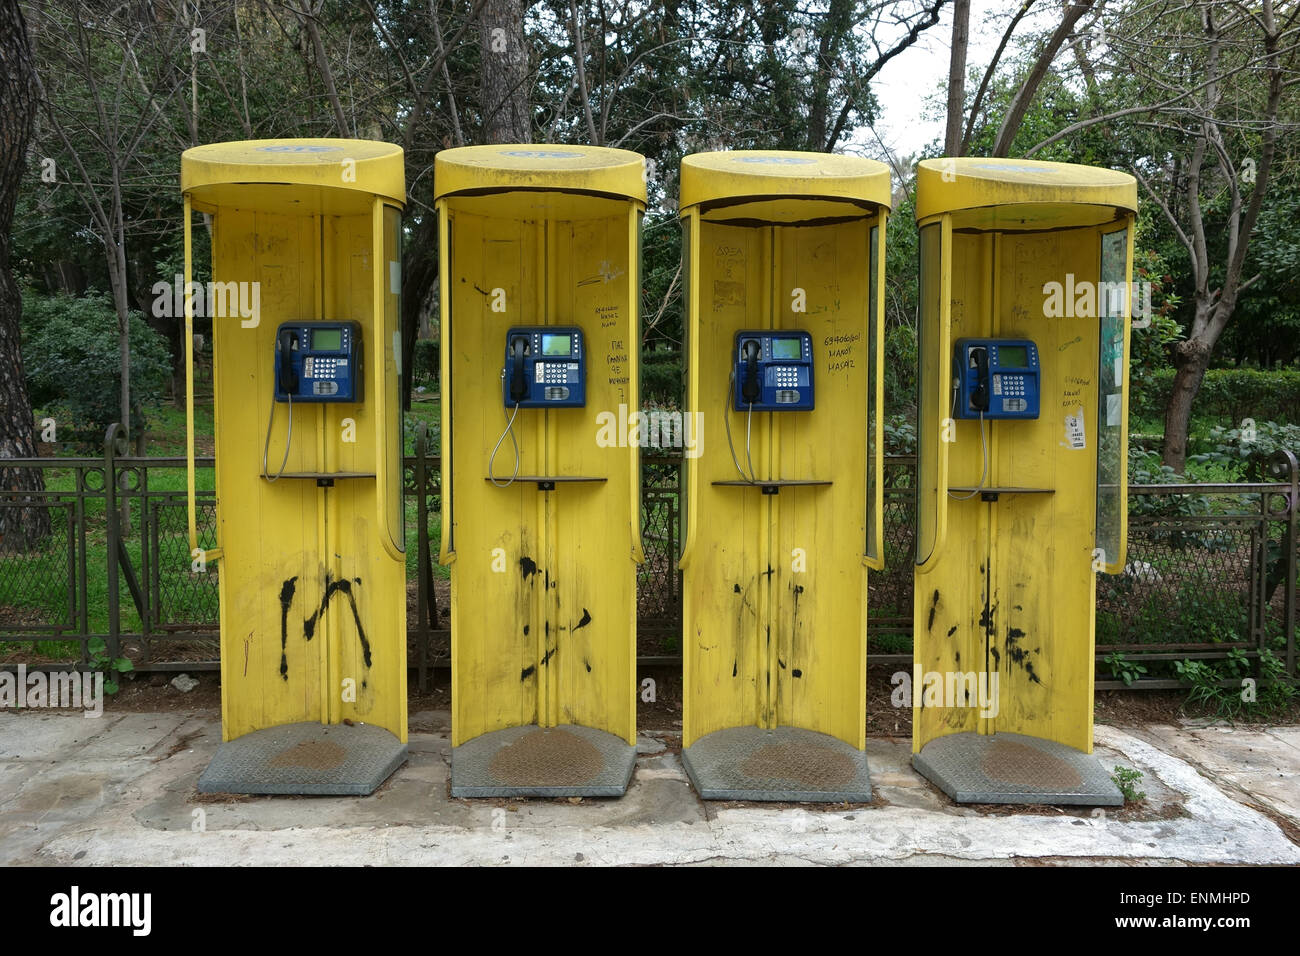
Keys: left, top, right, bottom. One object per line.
{"left": 181, "top": 139, "right": 408, "bottom": 794}
{"left": 677, "top": 151, "right": 889, "bottom": 801}
{"left": 911, "top": 158, "right": 1136, "bottom": 805}
{"left": 434, "top": 146, "right": 645, "bottom": 797}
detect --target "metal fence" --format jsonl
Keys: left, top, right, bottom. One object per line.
{"left": 1, "top": 424, "right": 1295, "bottom": 691}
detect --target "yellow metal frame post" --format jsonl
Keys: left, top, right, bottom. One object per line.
{"left": 676, "top": 150, "right": 891, "bottom": 802}
{"left": 181, "top": 139, "right": 408, "bottom": 795}
{"left": 910, "top": 157, "right": 1137, "bottom": 807}
{"left": 434, "top": 145, "right": 646, "bottom": 798}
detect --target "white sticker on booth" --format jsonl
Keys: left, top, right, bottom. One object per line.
{"left": 389, "top": 261, "right": 401, "bottom": 296}
{"left": 1065, "top": 406, "right": 1086, "bottom": 449}
{"left": 1106, "top": 392, "right": 1122, "bottom": 427}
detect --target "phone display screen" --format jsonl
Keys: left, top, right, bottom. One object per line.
{"left": 313, "top": 328, "right": 342, "bottom": 352}
{"left": 771, "top": 338, "right": 801, "bottom": 360}
{"left": 542, "top": 334, "right": 571, "bottom": 356}
{"left": 998, "top": 345, "right": 1028, "bottom": 367}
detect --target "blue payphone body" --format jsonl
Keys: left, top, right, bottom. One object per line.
{"left": 953, "top": 337, "right": 1040, "bottom": 420}
{"left": 274, "top": 321, "right": 363, "bottom": 403}
{"left": 503, "top": 326, "right": 586, "bottom": 408}
{"left": 732, "top": 330, "right": 815, "bottom": 411}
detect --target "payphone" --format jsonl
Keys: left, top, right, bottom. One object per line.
{"left": 274, "top": 321, "right": 363, "bottom": 403}
{"left": 265, "top": 320, "right": 364, "bottom": 481}
{"left": 952, "top": 338, "right": 1039, "bottom": 420}
{"left": 732, "top": 330, "right": 814, "bottom": 411}
{"left": 502, "top": 326, "right": 586, "bottom": 407}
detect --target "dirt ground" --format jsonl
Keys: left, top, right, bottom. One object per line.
{"left": 14, "top": 658, "right": 1296, "bottom": 731}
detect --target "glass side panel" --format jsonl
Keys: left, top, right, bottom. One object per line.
{"left": 1096, "top": 226, "right": 1128, "bottom": 569}
{"left": 915, "top": 222, "right": 942, "bottom": 566}
{"left": 866, "top": 222, "right": 880, "bottom": 562}
{"left": 384, "top": 204, "right": 404, "bottom": 553}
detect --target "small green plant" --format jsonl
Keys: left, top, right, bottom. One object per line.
{"left": 883, "top": 413, "right": 917, "bottom": 455}
{"left": 1104, "top": 650, "right": 1148, "bottom": 686}
{"left": 86, "top": 638, "right": 133, "bottom": 695}
{"left": 1252, "top": 647, "right": 1299, "bottom": 713}
{"left": 1112, "top": 765, "right": 1146, "bottom": 802}
{"left": 1174, "top": 657, "right": 1233, "bottom": 716}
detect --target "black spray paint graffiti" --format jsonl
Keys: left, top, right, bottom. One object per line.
{"left": 278, "top": 577, "right": 298, "bottom": 681}
{"left": 276, "top": 572, "right": 372, "bottom": 683}
{"left": 515, "top": 553, "right": 594, "bottom": 682}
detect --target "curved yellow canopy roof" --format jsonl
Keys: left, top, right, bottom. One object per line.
{"left": 915, "top": 157, "right": 1136, "bottom": 230}
{"left": 434, "top": 145, "right": 646, "bottom": 205}
{"left": 680, "top": 150, "right": 891, "bottom": 221}
{"left": 181, "top": 138, "right": 405, "bottom": 214}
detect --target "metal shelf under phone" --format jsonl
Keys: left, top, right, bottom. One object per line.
{"left": 948, "top": 486, "right": 1055, "bottom": 502}
{"left": 260, "top": 471, "right": 376, "bottom": 488}
{"left": 712, "top": 479, "right": 833, "bottom": 496}
{"left": 483, "top": 475, "right": 607, "bottom": 492}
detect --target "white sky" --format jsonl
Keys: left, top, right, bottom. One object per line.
{"left": 861, "top": 0, "right": 1060, "bottom": 163}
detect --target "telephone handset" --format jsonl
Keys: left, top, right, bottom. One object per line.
{"left": 508, "top": 335, "right": 529, "bottom": 404}
{"left": 501, "top": 326, "right": 586, "bottom": 408}
{"left": 278, "top": 329, "right": 299, "bottom": 394}
{"left": 274, "top": 321, "right": 362, "bottom": 403}
{"left": 731, "top": 330, "right": 814, "bottom": 411}
{"left": 953, "top": 337, "right": 1039, "bottom": 420}
{"left": 740, "top": 340, "right": 762, "bottom": 404}
{"left": 970, "top": 346, "right": 989, "bottom": 413}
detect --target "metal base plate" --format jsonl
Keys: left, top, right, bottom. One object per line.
{"left": 682, "top": 726, "right": 872, "bottom": 802}
{"left": 197, "top": 722, "right": 407, "bottom": 796}
{"left": 914, "top": 731, "right": 1123, "bottom": 806}
{"left": 451, "top": 724, "right": 636, "bottom": 798}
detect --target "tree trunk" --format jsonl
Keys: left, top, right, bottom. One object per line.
{"left": 1161, "top": 333, "right": 1213, "bottom": 473}
{"left": 478, "top": 0, "right": 531, "bottom": 144}
{"left": 944, "top": 0, "right": 970, "bottom": 156}
{"left": 0, "top": 0, "right": 49, "bottom": 550}
{"left": 401, "top": 214, "right": 439, "bottom": 411}
{"left": 992, "top": 0, "right": 1094, "bottom": 156}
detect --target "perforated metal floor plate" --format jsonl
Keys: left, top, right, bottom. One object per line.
{"left": 451, "top": 724, "right": 636, "bottom": 798}
{"left": 197, "top": 721, "right": 407, "bottom": 795}
{"left": 914, "top": 731, "right": 1123, "bottom": 806}
{"left": 682, "top": 726, "right": 872, "bottom": 802}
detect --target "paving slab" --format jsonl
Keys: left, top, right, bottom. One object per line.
{"left": 0, "top": 712, "right": 116, "bottom": 760}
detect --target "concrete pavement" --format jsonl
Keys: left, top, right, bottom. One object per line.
{"left": 1, "top": 709, "right": 1297, "bottom": 866}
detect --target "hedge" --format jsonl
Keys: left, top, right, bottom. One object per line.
{"left": 1131, "top": 368, "right": 1300, "bottom": 425}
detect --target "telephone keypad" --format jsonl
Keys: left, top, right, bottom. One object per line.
{"left": 537, "top": 362, "right": 578, "bottom": 384}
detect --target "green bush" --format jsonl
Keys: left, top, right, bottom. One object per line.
{"left": 22, "top": 291, "right": 171, "bottom": 445}
{"left": 412, "top": 339, "right": 439, "bottom": 387}
{"left": 883, "top": 413, "right": 916, "bottom": 455}
{"left": 884, "top": 323, "right": 917, "bottom": 414}
{"left": 641, "top": 349, "right": 683, "bottom": 406}
{"left": 1131, "top": 368, "right": 1300, "bottom": 425}
{"left": 1191, "top": 420, "right": 1300, "bottom": 475}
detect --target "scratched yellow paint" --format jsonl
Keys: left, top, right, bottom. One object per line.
{"left": 434, "top": 146, "right": 645, "bottom": 748}
{"left": 678, "top": 151, "right": 890, "bottom": 750}
{"left": 912, "top": 158, "right": 1136, "bottom": 755}
{"left": 181, "top": 140, "right": 408, "bottom": 744}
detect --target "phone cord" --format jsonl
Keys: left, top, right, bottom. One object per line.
{"left": 744, "top": 401, "right": 758, "bottom": 483}
{"left": 948, "top": 410, "right": 988, "bottom": 500}
{"left": 262, "top": 393, "right": 292, "bottom": 482}
{"left": 723, "top": 370, "right": 752, "bottom": 483}
{"left": 489, "top": 401, "right": 521, "bottom": 487}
